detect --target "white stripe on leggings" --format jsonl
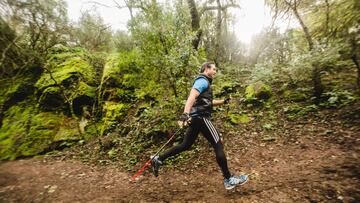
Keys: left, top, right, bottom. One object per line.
{"left": 205, "top": 118, "right": 220, "bottom": 143}
{"left": 203, "top": 118, "right": 219, "bottom": 143}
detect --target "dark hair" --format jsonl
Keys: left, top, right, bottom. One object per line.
{"left": 199, "top": 62, "right": 215, "bottom": 73}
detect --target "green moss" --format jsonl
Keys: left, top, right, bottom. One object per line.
{"left": 0, "top": 75, "right": 35, "bottom": 108}
{"left": 35, "top": 57, "right": 96, "bottom": 91}
{"left": 36, "top": 47, "right": 97, "bottom": 93}
{"left": 42, "top": 86, "right": 60, "bottom": 94}
{"left": 245, "top": 81, "right": 272, "bottom": 100}
{"left": 0, "top": 105, "right": 30, "bottom": 141}
{"left": 135, "top": 80, "right": 162, "bottom": 100}
{"left": 54, "top": 119, "right": 80, "bottom": 141}
{"left": 74, "top": 81, "right": 96, "bottom": 99}
{"left": 0, "top": 138, "right": 17, "bottom": 160}
{"left": 35, "top": 49, "right": 98, "bottom": 111}
{"left": 38, "top": 86, "right": 64, "bottom": 110}
{"left": 102, "top": 54, "right": 121, "bottom": 82}
{"left": 0, "top": 101, "right": 82, "bottom": 160}
{"left": 83, "top": 122, "right": 100, "bottom": 140}
{"left": 100, "top": 101, "right": 130, "bottom": 135}
{"left": 47, "top": 46, "right": 88, "bottom": 64}
{"left": 0, "top": 104, "right": 33, "bottom": 159}
{"left": 103, "top": 101, "right": 130, "bottom": 121}
{"left": 20, "top": 133, "right": 54, "bottom": 157}
{"left": 217, "top": 81, "right": 239, "bottom": 96}
{"left": 228, "top": 113, "right": 250, "bottom": 124}
{"left": 0, "top": 81, "right": 19, "bottom": 104}
{"left": 101, "top": 51, "right": 141, "bottom": 89}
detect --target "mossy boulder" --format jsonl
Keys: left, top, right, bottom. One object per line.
{"left": 0, "top": 76, "right": 33, "bottom": 106}
{"left": 0, "top": 75, "right": 37, "bottom": 128}
{"left": 35, "top": 48, "right": 97, "bottom": 112}
{"left": 245, "top": 81, "right": 272, "bottom": 101}
{"left": 100, "top": 51, "right": 141, "bottom": 102}
{"left": 101, "top": 51, "right": 140, "bottom": 87}
{"left": 0, "top": 101, "right": 82, "bottom": 160}
{"left": 0, "top": 73, "right": 36, "bottom": 143}
{"left": 36, "top": 57, "right": 96, "bottom": 90}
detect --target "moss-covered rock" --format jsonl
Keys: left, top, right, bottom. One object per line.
{"left": 0, "top": 77, "right": 33, "bottom": 105}
{"left": 76, "top": 81, "right": 96, "bottom": 98}
{"left": 245, "top": 81, "right": 272, "bottom": 101}
{"left": 0, "top": 74, "right": 38, "bottom": 128}
{"left": 37, "top": 86, "right": 65, "bottom": 111}
{"left": 100, "top": 51, "right": 143, "bottom": 103}
{"left": 35, "top": 48, "right": 98, "bottom": 112}
{"left": 0, "top": 101, "right": 82, "bottom": 160}
{"left": 101, "top": 51, "right": 140, "bottom": 87}
{"left": 36, "top": 57, "right": 96, "bottom": 90}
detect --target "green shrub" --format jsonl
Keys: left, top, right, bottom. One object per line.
{"left": 319, "top": 90, "right": 356, "bottom": 108}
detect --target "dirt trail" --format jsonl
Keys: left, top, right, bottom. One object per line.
{"left": 1, "top": 109, "right": 359, "bottom": 202}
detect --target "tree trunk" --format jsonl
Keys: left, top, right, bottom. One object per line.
{"left": 324, "top": 0, "right": 330, "bottom": 39}
{"left": 0, "top": 104, "right": 3, "bottom": 128}
{"left": 215, "top": 0, "right": 222, "bottom": 67}
{"left": 290, "top": 0, "right": 324, "bottom": 98}
{"left": 290, "top": 1, "right": 313, "bottom": 50}
{"left": 312, "top": 65, "right": 324, "bottom": 100}
{"left": 125, "top": 1, "right": 134, "bottom": 20}
{"left": 351, "top": 54, "right": 360, "bottom": 88}
{"left": 187, "top": 0, "right": 202, "bottom": 50}
{"left": 171, "top": 82, "right": 178, "bottom": 98}
{"left": 350, "top": 34, "right": 360, "bottom": 88}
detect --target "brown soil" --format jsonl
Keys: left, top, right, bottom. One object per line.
{"left": 1, "top": 105, "right": 359, "bottom": 203}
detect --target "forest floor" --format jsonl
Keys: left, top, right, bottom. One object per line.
{"left": 1, "top": 101, "right": 360, "bottom": 203}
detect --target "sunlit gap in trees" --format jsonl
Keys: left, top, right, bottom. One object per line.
{"left": 66, "top": 0, "right": 298, "bottom": 48}
{"left": 231, "top": 0, "right": 298, "bottom": 46}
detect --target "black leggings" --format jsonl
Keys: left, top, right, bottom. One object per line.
{"left": 159, "top": 117, "right": 231, "bottom": 179}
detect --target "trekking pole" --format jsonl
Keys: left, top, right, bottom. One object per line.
{"left": 131, "top": 127, "right": 184, "bottom": 181}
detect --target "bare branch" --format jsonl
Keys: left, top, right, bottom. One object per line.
{"left": 200, "top": 3, "right": 240, "bottom": 16}
{"left": 84, "top": 1, "right": 113, "bottom": 8}
{"left": 112, "top": 0, "right": 127, "bottom": 9}
{"left": 113, "top": 0, "right": 146, "bottom": 12}
{"left": 0, "top": 35, "right": 19, "bottom": 68}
